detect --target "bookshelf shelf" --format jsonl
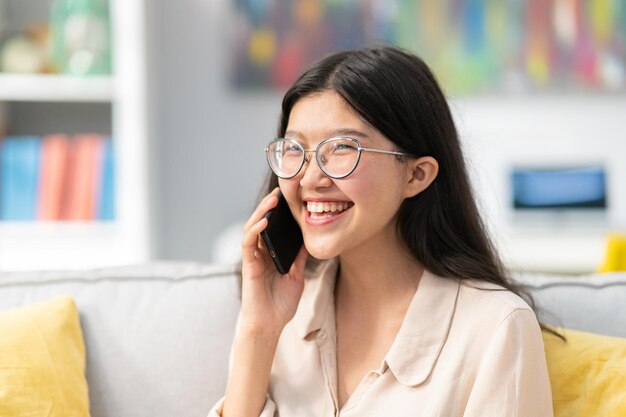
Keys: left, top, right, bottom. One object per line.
{"left": 0, "top": 0, "right": 151, "bottom": 271}
{"left": 0, "top": 73, "right": 114, "bottom": 102}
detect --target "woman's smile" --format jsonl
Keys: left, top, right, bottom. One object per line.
{"left": 304, "top": 200, "right": 354, "bottom": 224}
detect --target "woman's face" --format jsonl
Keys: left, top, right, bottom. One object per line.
{"left": 278, "top": 90, "right": 414, "bottom": 260}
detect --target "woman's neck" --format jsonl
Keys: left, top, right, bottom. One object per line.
{"left": 335, "top": 232, "right": 423, "bottom": 315}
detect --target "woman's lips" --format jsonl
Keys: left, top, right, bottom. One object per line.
{"left": 306, "top": 201, "right": 353, "bottom": 214}
{"left": 304, "top": 201, "right": 354, "bottom": 226}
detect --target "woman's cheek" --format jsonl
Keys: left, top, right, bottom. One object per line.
{"left": 278, "top": 178, "right": 301, "bottom": 219}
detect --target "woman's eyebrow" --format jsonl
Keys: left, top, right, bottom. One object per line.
{"left": 330, "top": 128, "right": 369, "bottom": 138}
{"left": 284, "top": 130, "right": 304, "bottom": 139}
{"left": 284, "top": 128, "right": 370, "bottom": 139}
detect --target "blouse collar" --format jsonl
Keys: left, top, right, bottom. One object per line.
{"left": 292, "top": 257, "right": 461, "bottom": 387}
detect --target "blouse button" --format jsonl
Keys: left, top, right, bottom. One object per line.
{"left": 318, "top": 330, "right": 327, "bottom": 341}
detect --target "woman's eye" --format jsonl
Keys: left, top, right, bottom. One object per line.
{"left": 333, "top": 142, "right": 357, "bottom": 152}
{"left": 283, "top": 144, "right": 302, "bottom": 155}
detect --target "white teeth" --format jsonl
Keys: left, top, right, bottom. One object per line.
{"left": 307, "top": 201, "right": 352, "bottom": 213}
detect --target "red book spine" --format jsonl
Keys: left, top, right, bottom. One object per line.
{"left": 61, "top": 134, "right": 105, "bottom": 220}
{"left": 37, "top": 134, "right": 70, "bottom": 220}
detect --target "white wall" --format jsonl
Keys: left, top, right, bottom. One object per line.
{"left": 148, "top": 0, "right": 281, "bottom": 262}
{"left": 453, "top": 96, "right": 626, "bottom": 272}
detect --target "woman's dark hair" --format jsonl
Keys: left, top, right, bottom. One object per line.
{"left": 266, "top": 45, "right": 559, "bottom": 337}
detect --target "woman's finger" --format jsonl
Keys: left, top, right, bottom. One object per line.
{"left": 257, "top": 236, "right": 267, "bottom": 251}
{"left": 243, "top": 188, "right": 280, "bottom": 231}
{"left": 243, "top": 195, "right": 275, "bottom": 231}
{"left": 241, "top": 217, "right": 268, "bottom": 265}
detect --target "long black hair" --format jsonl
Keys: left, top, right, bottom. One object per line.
{"left": 265, "top": 46, "right": 557, "bottom": 335}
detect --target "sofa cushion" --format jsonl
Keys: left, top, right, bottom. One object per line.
{"left": 544, "top": 328, "right": 626, "bottom": 417}
{"left": 0, "top": 296, "right": 90, "bottom": 417}
{"left": 0, "top": 262, "right": 241, "bottom": 417}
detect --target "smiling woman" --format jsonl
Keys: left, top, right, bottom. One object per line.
{"left": 276, "top": 90, "right": 435, "bottom": 261}
{"left": 209, "top": 46, "right": 554, "bottom": 417}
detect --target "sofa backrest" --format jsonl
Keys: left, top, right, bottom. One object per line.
{"left": 1, "top": 263, "right": 625, "bottom": 417}
{"left": 517, "top": 271, "right": 626, "bottom": 338}
{"left": 0, "top": 263, "right": 241, "bottom": 417}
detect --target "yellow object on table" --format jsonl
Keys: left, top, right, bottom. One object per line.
{"left": 598, "top": 233, "right": 626, "bottom": 272}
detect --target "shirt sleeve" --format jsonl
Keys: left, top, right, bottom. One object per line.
{"left": 207, "top": 394, "right": 278, "bottom": 417}
{"left": 463, "top": 309, "right": 554, "bottom": 417}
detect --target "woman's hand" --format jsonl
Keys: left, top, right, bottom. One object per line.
{"left": 239, "top": 188, "right": 309, "bottom": 337}
{"left": 223, "top": 188, "right": 307, "bottom": 417}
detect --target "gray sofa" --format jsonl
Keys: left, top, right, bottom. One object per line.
{"left": 0, "top": 262, "right": 624, "bottom": 417}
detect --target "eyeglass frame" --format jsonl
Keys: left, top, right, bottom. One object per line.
{"left": 264, "top": 137, "right": 414, "bottom": 180}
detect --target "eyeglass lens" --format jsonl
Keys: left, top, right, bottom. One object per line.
{"left": 267, "top": 138, "right": 360, "bottom": 179}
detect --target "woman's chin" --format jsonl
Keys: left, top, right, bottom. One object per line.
{"left": 303, "top": 238, "right": 341, "bottom": 260}
{"left": 304, "top": 247, "right": 337, "bottom": 260}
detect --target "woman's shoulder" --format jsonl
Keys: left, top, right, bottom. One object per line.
{"left": 455, "top": 277, "right": 535, "bottom": 324}
{"left": 443, "top": 277, "right": 543, "bottom": 355}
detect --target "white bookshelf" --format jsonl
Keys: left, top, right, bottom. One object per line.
{"left": 0, "top": 0, "right": 151, "bottom": 271}
{"left": 0, "top": 73, "right": 113, "bottom": 102}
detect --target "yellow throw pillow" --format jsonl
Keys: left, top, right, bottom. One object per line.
{"left": 543, "top": 328, "right": 626, "bottom": 417}
{"left": 0, "top": 296, "right": 90, "bottom": 417}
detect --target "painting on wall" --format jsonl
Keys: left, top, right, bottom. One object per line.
{"left": 231, "top": 0, "right": 626, "bottom": 94}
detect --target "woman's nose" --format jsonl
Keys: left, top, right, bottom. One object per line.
{"left": 299, "top": 153, "right": 333, "bottom": 188}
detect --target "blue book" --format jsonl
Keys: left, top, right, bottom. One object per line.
{"left": 0, "top": 136, "right": 41, "bottom": 221}
{"left": 97, "top": 137, "right": 115, "bottom": 221}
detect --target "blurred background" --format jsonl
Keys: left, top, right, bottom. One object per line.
{"left": 0, "top": 0, "right": 624, "bottom": 274}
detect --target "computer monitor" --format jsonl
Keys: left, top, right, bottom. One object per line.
{"left": 511, "top": 165, "right": 607, "bottom": 210}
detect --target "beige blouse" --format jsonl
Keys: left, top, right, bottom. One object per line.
{"left": 210, "top": 258, "right": 553, "bottom": 416}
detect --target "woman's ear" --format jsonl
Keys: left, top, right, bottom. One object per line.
{"left": 404, "top": 156, "right": 439, "bottom": 198}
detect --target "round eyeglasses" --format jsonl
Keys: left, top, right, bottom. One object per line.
{"left": 265, "top": 137, "right": 413, "bottom": 179}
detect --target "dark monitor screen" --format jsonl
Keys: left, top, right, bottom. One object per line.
{"left": 512, "top": 166, "right": 607, "bottom": 209}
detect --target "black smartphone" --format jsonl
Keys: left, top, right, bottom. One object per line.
{"left": 260, "top": 192, "right": 304, "bottom": 274}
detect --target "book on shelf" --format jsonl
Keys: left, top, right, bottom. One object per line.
{"left": 61, "top": 134, "right": 105, "bottom": 220}
{"left": 0, "top": 134, "right": 115, "bottom": 222}
{"left": 0, "top": 136, "right": 41, "bottom": 221}
{"left": 97, "top": 137, "right": 115, "bottom": 221}
{"left": 38, "top": 134, "right": 70, "bottom": 220}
